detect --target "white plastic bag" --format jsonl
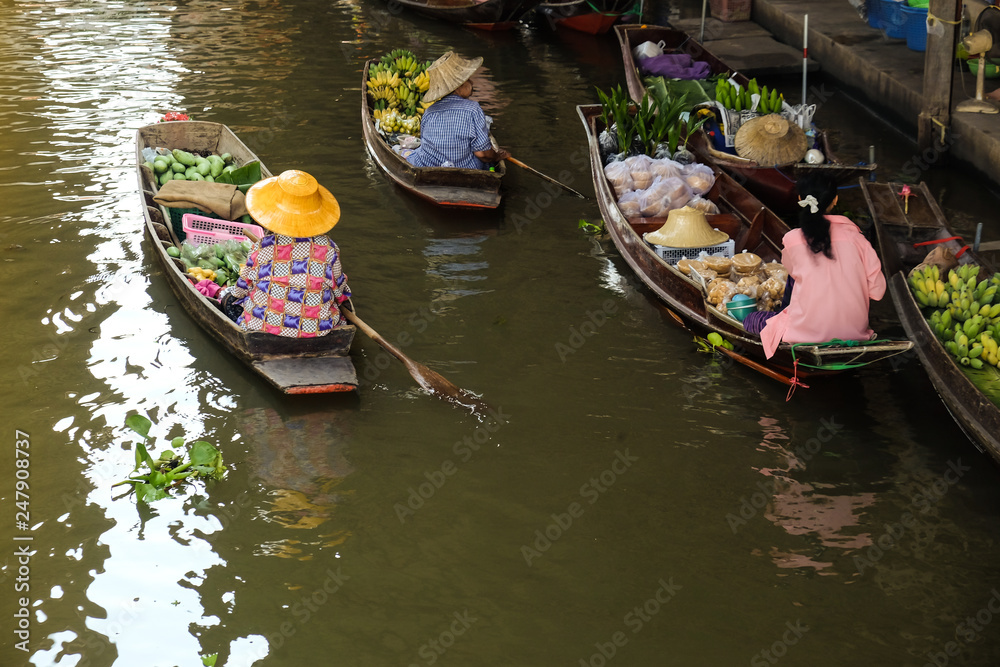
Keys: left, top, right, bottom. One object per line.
{"left": 632, "top": 39, "right": 666, "bottom": 60}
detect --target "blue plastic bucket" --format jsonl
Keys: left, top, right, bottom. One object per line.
{"left": 867, "top": 0, "right": 883, "bottom": 29}
{"left": 902, "top": 5, "right": 928, "bottom": 51}
{"left": 880, "top": 0, "right": 907, "bottom": 39}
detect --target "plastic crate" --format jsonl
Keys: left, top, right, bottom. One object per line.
{"left": 709, "top": 0, "right": 751, "bottom": 22}
{"left": 902, "top": 5, "right": 927, "bottom": 51}
{"left": 182, "top": 213, "right": 264, "bottom": 247}
{"left": 644, "top": 237, "right": 736, "bottom": 264}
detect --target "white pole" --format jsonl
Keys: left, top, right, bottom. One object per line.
{"left": 802, "top": 14, "right": 809, "bottom": 108}
{"left": 700, "top": 0, "right": 708, "bottom": 43}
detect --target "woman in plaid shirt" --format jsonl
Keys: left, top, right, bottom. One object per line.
{"left": 406, "top": 51, "right": 510, "bottom": 170}
{"left": 220, "top": 170, "right": 352, "bottom": 338}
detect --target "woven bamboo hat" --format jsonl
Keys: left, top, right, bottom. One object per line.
{"left": 644, "top": 206, "right": 729, "bottom": 247}
{"left": 245, "top": 170, "right": 341, "bottom": 237}
{"left": 734, "top": 114, "right": 808, "bottom": 166}
{"left": 423, "top": 51, "right": 483, "bottom": 103}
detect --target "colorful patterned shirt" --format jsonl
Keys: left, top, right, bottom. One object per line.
{"left": 225, "top": 233, "right": 351, "bottom": 337}
{"left": 406, "top": 94, "right": 493, "bottom": 170}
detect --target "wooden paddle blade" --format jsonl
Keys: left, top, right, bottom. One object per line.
{"left": 342, "top": 309, "right": 493, "bottom": 414}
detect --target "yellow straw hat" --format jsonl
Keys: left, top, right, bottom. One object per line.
{"left": 734, "top": 114, "right": 808, "bottom": 166}
{"left": 245, "top": 170, "right": 341, "bottom": 237}
{"left": 644, "top": 206, "right": 729, "bottom": 247}
{"left": 423, "top": 51, "right": 483, "bottom": 104}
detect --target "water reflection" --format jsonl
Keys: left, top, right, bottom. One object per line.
{"left": 238, "top": 408, "right": 354, "bottom": 558}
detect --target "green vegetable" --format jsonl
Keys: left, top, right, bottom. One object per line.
{"left": 172, "top": 149, "right": 196, "bottom": 166}
{"left": 166, "top": 246, "right": 181, "bottom": 258}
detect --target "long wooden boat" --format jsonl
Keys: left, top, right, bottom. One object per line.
{"left": 135, "top": 121, "right": 358, "bottom": 395}
{"left": 536, "top": 0, "right": 634, "bottom": 35}
{"left": 361, "top": 60, "right": 505, "bottom": 209}
{"left": 614, "top": 24, "right": 876, "bottom": 217}
{"left": 863, "top": 179, "right": 1000, "bottom": 459}
{"left": 391, "top": 0, "right": 543, "bottom": 30}
{"left": 578, "top": 104, "right": 912, "bottom": 387}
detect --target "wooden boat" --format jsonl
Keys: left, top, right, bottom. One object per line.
{"left": 135, "top": 121, "right": 358, "bottom": 395}
{"left": 577, "top": 103, "right": 912, "bottom": 387}
{"left": 614, "top": 24, "right": 877, "bottom": 216}
{"left": 361, "top": 60, "right": 505, "bottom": 209}
{"left": 863, "top": 179, "right": 1000, "bottom": 459}
{"left": 536, "top": 0, "right": 634, "bottom": 35}
{"left": 391, "top": 0, "right": 543, "bottom": 30}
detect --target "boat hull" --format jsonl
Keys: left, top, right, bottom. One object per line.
{"left": 614, "top": 24, "right": 876, "bottom": 216}
{"left": 135, "top": 121, "right": 358, "bottom": 394}
{"left": 864, "top": 179, "right": 1000, "bottom": 459}
{"left": 392, "top": 0, "right": 543, "bottom": 29}
{"left": 361, "top": 60, "right": 505, "bottom": 209}
{"left": 578, "top": 104, "right": 911, "bottom": 384}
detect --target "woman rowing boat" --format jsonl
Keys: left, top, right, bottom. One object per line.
{"left": 404, "top": 51, "right": 510, "bottom": 170}
{"left": 220, "top": 170, "right": 353, "bottom": 337}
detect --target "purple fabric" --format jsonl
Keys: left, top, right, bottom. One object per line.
{"left": 742, "top": 310, "right": 776, "bottom": 334}
{"left": 639, "top": 54, "right": 711, "bottom": 80}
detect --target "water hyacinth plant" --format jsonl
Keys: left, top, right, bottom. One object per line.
{"left": 113, "top": 414, "right": 226, "bottom": 504}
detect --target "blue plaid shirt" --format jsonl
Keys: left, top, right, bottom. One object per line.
{"left": 406, "top": 94, "right": 493, "bottom": 170}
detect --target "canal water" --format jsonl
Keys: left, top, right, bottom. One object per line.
{"left": 2, "top": 1, "right": 1000, "bottom": 665}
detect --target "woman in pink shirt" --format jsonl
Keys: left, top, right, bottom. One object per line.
{"left": 744, "top": 174, "right": 886, "bottom": 358}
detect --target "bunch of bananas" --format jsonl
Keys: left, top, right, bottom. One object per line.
{"left": 715, "top": 77, "right": 783, "bottom": 114}
{"left": 912, "top": 263, "right": 1000, "bottom": 369}
{"left": 367, "top": 49, "right": 435, "bottom": 136}
{"left": 374, "top": 108, "right": 420, "bottom": 135}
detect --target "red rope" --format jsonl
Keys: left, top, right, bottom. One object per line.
{"left": 785, "top": 360, "right": 810, "bottom": 401}
{"left": 913, "top": 236, "right": 970, "bottom": 257}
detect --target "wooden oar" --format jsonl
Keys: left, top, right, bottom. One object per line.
{"left": 507, "top": 156, "right": 587, "bottom": 199}
{"left": 341, "top": 308, "right": 491, "bottom": 414}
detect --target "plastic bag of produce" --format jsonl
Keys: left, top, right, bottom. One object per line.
{"left": 637, "top": 176, "right": 692, "bottom": 218}
{"left": 604, "top": 160, "right": 634, "bottom": 195}
{"left": 682, "top": 163, "right": 716, "bottom": 195}
{"left": 649, "top": 158, "right": 684, "bottom": 181}
{"left": 624, "top": 154, "right": 655, "bottom": 190}
{"left": 686, "top": 195, "right": 720, "bottom": 215}
{"left": 617, "top": 190, "right": 642, "bottom": 218}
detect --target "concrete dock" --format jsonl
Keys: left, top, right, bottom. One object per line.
{"left": 674, "top": 1, "right": 1000, "bottom": 188}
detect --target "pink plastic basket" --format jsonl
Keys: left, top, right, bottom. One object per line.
{"left": 182, "top": 213, "right": 263, "bottom": 246}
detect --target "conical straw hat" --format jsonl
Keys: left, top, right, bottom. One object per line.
{"left": 423, "top": 51, "right": 483, "bottom": 103}
{"left": 734, "top": 114, "right": 808, "bottom": 166}
{"left": 245, "top": 170, "right": 341, "bottom": 237}
{"left": 644, "top": 206, "right": 729, "bottom": 248}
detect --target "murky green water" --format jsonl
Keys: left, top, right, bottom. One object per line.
{"left": 3, "top": 1, "right": 1000, "bottom": 665}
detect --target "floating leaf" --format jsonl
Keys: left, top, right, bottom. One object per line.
{"left": 202, "top": 654, "right": 218, "bottom": 667}
{"left": 126, "top": 414, "right": 152, "bottom": 439}
{"left": 135, "top": 483, "right": 171, "bottom": 503}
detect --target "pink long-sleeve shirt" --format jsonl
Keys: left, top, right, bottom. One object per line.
{"left": 761, "top": 215, "right": 886, "bottom": 358}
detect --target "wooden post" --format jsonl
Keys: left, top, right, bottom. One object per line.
{"left": 918, "top": 0, "right": 961, "bottom": 151}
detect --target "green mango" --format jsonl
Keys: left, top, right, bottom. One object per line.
{"left": 195, "top": 158, "right": 211, "bottom": 176}
{"left": 153, "top": 158, "right": 169, "bottom": 174}
{"left": 171, "top": 162, "right": 186, "bottom": 174}
{"left": 172, "top": 149, "right": 197, "bottom": 166}
{"left": 158, "top": 171, "right": 173, "bottom": 186}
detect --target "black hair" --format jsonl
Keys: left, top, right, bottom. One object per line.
{"left": 796, "top": 173, "right": 837, "bottom": 259}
